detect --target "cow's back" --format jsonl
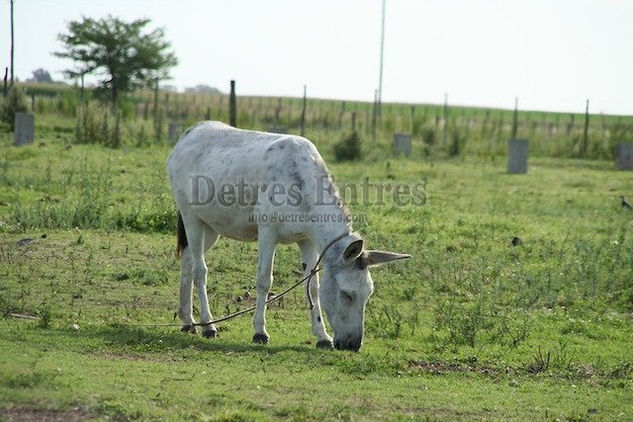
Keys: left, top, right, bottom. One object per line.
{"left": 167, "top": 121, "right": 327, "bottom": 241}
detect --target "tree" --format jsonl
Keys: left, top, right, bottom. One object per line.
{"left": 29, "top": 68, "right": 54, "bottom": 83}
{"left": 54, "top": 15, "right": 177, "bottom": 107}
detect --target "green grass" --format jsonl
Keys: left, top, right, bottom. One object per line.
{"left": 1, "top": 116, "right": 633, "bottom": 420}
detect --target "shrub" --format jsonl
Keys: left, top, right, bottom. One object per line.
{"left": 448, "top": 128, "right": 467, "bottom": 157}
{"left": 333, "top": 131, "right": 362, "bottom": 161}
{"left": 421, "top": 127, "right": 436, "bottom": 145}
{"left": 1, "top": 87, "right": 28, "bottom": 130}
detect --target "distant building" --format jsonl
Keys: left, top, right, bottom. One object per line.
{"left": 161, "top": 84, "right": 180, "bottom": 93}
{"left": 185, "top": 84, "right": 222, "bottom": 95}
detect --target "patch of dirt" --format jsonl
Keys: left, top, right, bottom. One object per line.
{"left": 0, "top": 406, "right": 95, "bottom": 422}
{"left": 408, "top": 360, "right": 503, "bottom": 377}
{"left": 90, "top": 351, "right": 187, "bottom": 363}
{"left": 89, "top": 351, "right": 163, "bottom": 362}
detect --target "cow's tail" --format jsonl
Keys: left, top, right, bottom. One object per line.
{"left": 176, "top": 212, "right": 188, "bottom": 257}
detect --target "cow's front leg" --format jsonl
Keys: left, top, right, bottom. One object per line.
{"left": 299, "top": 240, "right": 333, "bottom": 349}
{"left": 253, "top": 228, "right": 277, "bottom": 344}
{"left": 187, "top": 220, "right": 220, "bottom": 338}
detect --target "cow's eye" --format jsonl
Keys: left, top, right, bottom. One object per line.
{"left": 341, "top": 291, "right": 354, "bottom": 303}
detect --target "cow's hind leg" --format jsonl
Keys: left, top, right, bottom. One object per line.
{"left": 178, "top": 246, "right": 197, "bottom": 333}
{"left": 180, "top": 218, "right": 220, "bottom": 338}
{"left": 252, "top": 227, "right": 277, "bottom": 344}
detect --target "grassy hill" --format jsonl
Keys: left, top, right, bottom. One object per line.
{"left": 8, "top": 81, "right": 633, "bottom": 160}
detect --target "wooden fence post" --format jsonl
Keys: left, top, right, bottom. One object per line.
{"left": 153, "top": 78, "right": 159, "bottom": 131}
{"left": 442, "top": 93, "right": 449, "bottom": 147}
{"left": 2, "top": 67, "right": 7, "bottom": 97}
{"left": 339, "top": 101, "right": 346, "bottom": 129}
{"left": 371, "top": 89, "right": 378, "bottom": 142}
{"left": 275, "top": 97, "right": 282, "bottom": 124}
{"left": 300, "top": 85, "right": 307, "bottom": 137}
{"left": 229, "top": 80, "right": 237, "bottom": 127}
{"left": 14, "top": 112, "right": 34, "bottom": 146}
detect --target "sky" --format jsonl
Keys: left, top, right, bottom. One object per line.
{"left": 1, "top": 0, "right": 632, "bottom": 115}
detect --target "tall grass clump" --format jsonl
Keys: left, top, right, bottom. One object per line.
{"left": 333, "top": 131, "right": 362, "bottom": 161}
{"left": 75, "top": 102, "right": 121, "bottom": 147}
{"left": 10, "top": 157, "right": 114, "bottom": 230}
{"left": 1, "top": 87, "right": 28, "bottom": 130}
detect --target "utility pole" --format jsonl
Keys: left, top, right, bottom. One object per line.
{"left": 512, "top": 97, "right": 518, "bottom": 139}
{"left": 377, "top": 0, "right": 386, "bottom": 116}
{"left": 583, "top": 99, "right": 589, "bottom": 156}
{"left": 10, "top": 0, "right": 15, "bottom": 85}
{"left": 442, "top": 93, "right": 448, "bottom": 146}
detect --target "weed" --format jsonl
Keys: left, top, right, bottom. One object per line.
{"left": 550, "top": 340, "right": 576, "bottom": 371}
{"left": 433, "top": 298, "right": 491, "bottom": 347}
{"left": 608, "top": 361, "right": 632, "bottom": 379}
{"left": 526, "top": 347, "right": 550, "bottom": 374}
{"left": 37, "top": 302, "right": 53, "bottom": 329}
{"left": 367, "top": 304, "right": 405, "bottom": 339}
{"left": 526, "top": 341, "right": 577, "bottom": 374}
{"left": 0, "top": 370, "right": 59, "bottom": 389}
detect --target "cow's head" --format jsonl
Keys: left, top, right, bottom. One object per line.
{"left": 320, "top": 233, "right": 410, "bottom": 351}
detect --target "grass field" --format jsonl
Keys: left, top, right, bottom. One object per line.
{"left": 14, "top": 81, "right": 633, "bottom": 160}
{"left": 1, "top": 107, "right": 633, "bottom": 420}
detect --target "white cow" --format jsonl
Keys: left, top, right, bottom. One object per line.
{"left": 167, "top": 121, "right": 409, "bottom": 351}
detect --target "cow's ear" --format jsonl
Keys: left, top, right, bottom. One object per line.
{"left": 366, "top": 250, "right": 411, "bottom": 267}
{"left": 342, "top": 239, "right": 364, "bottom": 263}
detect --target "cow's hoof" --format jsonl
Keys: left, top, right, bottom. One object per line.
{"left": 316, "top": 339, "right": 334, "bottom": 349}
{"left": 181, "top": 325, "right": 197, "bottom": 334}
{"left": 202, "top": 327, "right": 217, "bottom": 338}
{"left": 252, "top": 333, "right": 269, "bottom": 344}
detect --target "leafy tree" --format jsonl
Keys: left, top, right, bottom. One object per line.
{"left": 54, "top": 15, "right": 177, "bottom": 107}
{"left": 30, "top": 68, "right": 54, "bottom": 83}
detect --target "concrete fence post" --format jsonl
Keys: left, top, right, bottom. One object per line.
{"left": 14, "top": 112, "right": 34, "bottom": 146}
{"left": 393, "top": 133, "right": 412, "bottom": 156}
{"left": 168, "top": 121, "right": 183, "bottom": 143}
{"left": 616, "top": 143, "right": 633, "bottom": 170}
{"left": 507, "top": 138, "right": 528, "bottom": 174}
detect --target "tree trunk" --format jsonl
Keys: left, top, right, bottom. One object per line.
{"left": 110, "top": 78, "right": 118, "bottom": 110}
